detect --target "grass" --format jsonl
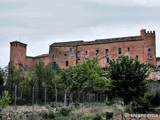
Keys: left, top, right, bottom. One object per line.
{"left": 1, "top": 103, "right": 126, "bottom": 120}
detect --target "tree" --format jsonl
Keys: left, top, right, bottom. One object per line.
{"left": 5, "top": 64, "right": 21, "bottom": 99}
{"left": 33, "top": 62, "right": 55, "bottom": 103}
{"left": 0, "top": 67, "right": 4, "bottom": 96}
{"left": 0, "top": 91, "right": 11, "bottom": 109}
{"left": 58, "top": 58, "right": 111, "bottom": 93}
{"left": 108, "top": 55, "right": 150, "bottom": 105}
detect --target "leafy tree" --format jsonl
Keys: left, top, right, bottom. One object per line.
{"left": 108, "top": 55, "right": 150, "bottom": 105}
{"left": 131, "top": 92, "right": 152, "bottom": 113}
{"left": 58, "top": 58, "right": 111, "bottom": 93}
{"left": 0, "top": 91, "right": 11, "bottom": 109}
{"left": 33, "top": 62, "right": 46, "bottom": 103}
{"left": 5, "top": 64, "right": 21, "bottom": 99}
{"left": 44, "top": 65, "right": 55, "bottom": 88}
{"left": 0, "top": 67, "right": 4, "bottom": 96}
{"left": 33, "top": 62, "right": 55, "bottom": 103}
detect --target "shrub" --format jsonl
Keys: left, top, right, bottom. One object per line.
{"left": 131, "top": 92, "right": 152, "bottom": 113}
{"left": 16, "top": 97, "right": 27, "bottom": 105}
{"left": 40, "top": 111, "right": 55, "bottom": 119}
{"left": 93, "top": 114, "right": 102, "bottom": 120}
{"left": 150, "top": 93, "right": 160, "bottom": 107}
{"left": 60, "top": 107, "right": 71, "bottom": 116}
{"left": 0, "top": 91, "right": 11, "bottom": 109}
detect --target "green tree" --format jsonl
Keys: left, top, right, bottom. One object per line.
{"left": 58, "top": 58, "right": 111, "bottom": 93}
{"left": 33, "top": 62, "right": 55, "bottom": 103}
{"left": 34, "top": 62, "right": 46, "bottom": 103}
{"left": 0, "top": 67, "right": 4, "bottom": 96}
{"left": 0, "top": 91, "right": 11, "bottom": 109}
{"left": 108, "top": 55, "right": 150, "bottom": 105}
{"left": 6, "top": 64, "right": 21, "bottom": 99}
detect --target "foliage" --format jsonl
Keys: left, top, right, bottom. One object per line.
{"left": 93, "top": 114, "right": 102, "bottom": 120}
{"left": 0, "top": 67, "right": 4, "bottom": 96}
{"left": 108, "top": 55, "right": 151, "bottom": 105}
{"left": 60, "top": 107, "right": 71, "bottom": 116}
{"left": 5, "top": 64, "right": 22, "bottom": 99}
{"left": 0, "top": 91, "right": 11, "bottom": 109}
{"left": 131, "top": 92, "right": 152, "bottom": 113}
{"left": 39, "top": 111, "right": 55, "bottom": 119}
{"left": 32, "top": 62, "right": 55, "bottom": 103}
{"left": 150, "top": 93, "right": 160, "bottom": 107}
{"left": 57, "top": 58, "right": 111, "bottom": 93}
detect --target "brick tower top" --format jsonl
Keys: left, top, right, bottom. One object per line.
{"left": 10, "top": 41, "right": 27, "bottom": 70}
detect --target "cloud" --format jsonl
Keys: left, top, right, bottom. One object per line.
{"left": 89, "top": 0, "right": 160, "bottom": 7}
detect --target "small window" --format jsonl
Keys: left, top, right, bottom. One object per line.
{"left": 118, "top": 48, "right": 122, "bottom": 54}
{"left": 96, "top": 50, "right": 99, "bottom": 55}
{"left": 106, "top": 57, "right": 110, "bottom": 63}
{"left": 127, "top": 47, "right": 130, "bottom": 52}
{"left": 77, "top": 58, "right": 80, "bottom": 64}
{"left": 105, "top": 49, "right": 109, "bottom": 55}
{"left": 77, "top": 51, "right": 80, "bottom": 57}
{"left": 148, "top": 48, "right": 151, "bottom": 53}
{"left": 148, "top": 48, "right": 151, "bottom": 51}
{"left": 66, "top": 61, "right": 69, "bottom": 66}
{"left": 85, "top": 51, "right": 88, "bottom": 55}
{"left": 64, "top": 54, "right": 67, "bottom": 56}
{"left": 136, "top": 55, "right": 139, "bottom": 61}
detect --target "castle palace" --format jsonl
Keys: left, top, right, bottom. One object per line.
{"left": 10, "top": 29, "right": 156, "bottom": 70}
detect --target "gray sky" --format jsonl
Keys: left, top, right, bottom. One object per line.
{"left": 0, "top": 0, "right": 160, "bottom": 68}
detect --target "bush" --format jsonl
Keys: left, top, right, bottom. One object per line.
{"left": 93, "top": 114, "right": 102, "bottom": 120}
{"left": 151, "top": 93, "right": 160, "bottom": 107}
{"left": 59, "top": 107, "right": 71, "bottom": 116}
{"left": 0, "top": 91, "right": 11, "bottom": 109}
{"left": 131, "top": 92, "right": 152, "bottom": 113}
{"left": 39, "top": 111, "right": 55, "bottom": 119}
{"left": 16, "top": 97, "right": 27, "bottom": 105}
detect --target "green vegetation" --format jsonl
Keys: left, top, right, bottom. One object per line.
{"left": 0, "top": 91, "right": 11, "bottom": 109}
{"left": 57, "top": 58, "right": 111, "bottom": 93}
{"left": 1, "top": 55, "right": 160, "bottom": 118}
{"left": 0, "top": 67, "right": 4, "bottom": 96}
{"left": 108, "top": 55, "right": 151, "bottom": 105}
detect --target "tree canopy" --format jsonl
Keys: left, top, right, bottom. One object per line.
{"left": 0, "top": 67, "right": 4, "bottom": 96}
{"left": 108, "top": 55, "right": 150, "bottom": 104}
{"left": 57, "top": 58, "right": 111, "bottom": 93}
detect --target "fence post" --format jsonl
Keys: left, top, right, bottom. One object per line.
{"left": 32, "top": 87, "right": 34, "bottom": 112}
{"left": 55, "top": 84, "right": 57, "bottom": 105}
{"left": 14, "top": 85, "right": 17, "bottom": 111}
{"left": 64, "top": 90, "right": 67, "bottom": 106}
{"left": 45, "top": 88, "right": 47, "bottom": 105}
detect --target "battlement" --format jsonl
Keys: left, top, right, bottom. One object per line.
{"left": 140, "top": 29, "right": 155, "bottom": 37}
{"left": 10, "top": 41, "right": 27, "bottom": 48}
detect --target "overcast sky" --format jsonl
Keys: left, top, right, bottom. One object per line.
{"left": 0, "top": 0, "right": 160, "bottom": 68}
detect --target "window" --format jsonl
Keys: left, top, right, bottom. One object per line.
{"left": 127, "top": 47, "right": 130, "bottom": 52}
{"left": 96, "top": 50, "right": 99, "bottom": 55}
{"left": 105, "top": 49, "right": 109, "bottom": 55}
{"left": 77, "top": 51, "right": 80, "bottom": 58}
{"left": 85, "top": 51, "right": 88, "bottom": 55}
{"left": 77, "top": 58, "right": 80, "bottom": 64}
{"left": 66, "top": 61, "right": 69, "bottom": 66}
{"left": 70, "top": 48, "right": 74, "bottom": 57}
{"left": 148, "top": 48, "right": 151, "bottom": 52}
{"left": 64, "top": 54, "right": 67, "bottom": 56}
{"left": 136, "top": 55, "right": 139, "bottom": 61}
{"left": 106, "top": 57, "right": 110, "bottom": 63}
{"left": 118, "top": 48, "right": 122, "bottom": 54}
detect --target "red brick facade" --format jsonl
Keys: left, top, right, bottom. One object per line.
{"left": 10, "top": 29, "right": 156, "bottom": 70}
